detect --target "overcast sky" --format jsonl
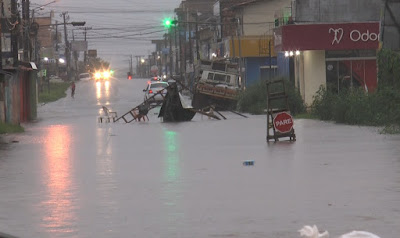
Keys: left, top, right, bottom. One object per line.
{"left": 32, "top": 0, "right": 182, "bottom": 73}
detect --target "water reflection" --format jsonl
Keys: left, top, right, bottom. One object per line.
{"left": 96, "top": 81, "right": 102, "bottom": 101}
{"left": 95, "top": 127, "right": 117, "bottom": 233}
{"left": 162, "top": 130, "right": 184, "bottom": 228}
{"left": 41, "top": 125, "right": 76, "bottom": 235}
{"left": 165, "top": 131, "right": 179, "bottom": 182}
{"left": 104, "top": 80, "right": 110, "bottom": 97}
{"left": 95, "top": 80, "right": 111, "bottom": 105}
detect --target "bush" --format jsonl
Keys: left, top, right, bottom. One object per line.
{"left": 311, "top": 85, "right": 400, "bottom": 128}
{"left": 0, "top": 122, "right": 24, "bottom": 134}
{"left": 377, "top": 49, "right": 400, "bottom": 89}
{"left": 237, "top": 77, "right": 306, "bottom": 115}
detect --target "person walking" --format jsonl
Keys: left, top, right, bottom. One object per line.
{"left": 71, "top": 81, "right": 76, "bottom": 98}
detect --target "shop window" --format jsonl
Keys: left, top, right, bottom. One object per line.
{"left": 326, "top": 60, "right": 375, "bottom": 93}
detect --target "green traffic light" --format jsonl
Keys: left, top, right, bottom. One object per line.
{"left": 163, "top": 18, "right": 172, "bottom": 28}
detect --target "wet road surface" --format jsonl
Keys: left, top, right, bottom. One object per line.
{"left": 0, "top": 78, "right": 399, "bottom": 238}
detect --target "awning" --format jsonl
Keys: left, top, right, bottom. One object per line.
{"left": 18, "top": 61, "right": 38, "bottom": 71}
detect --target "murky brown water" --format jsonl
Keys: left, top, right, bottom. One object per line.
{"left": 0, "top": 79, "right": 399, "bottom": 238}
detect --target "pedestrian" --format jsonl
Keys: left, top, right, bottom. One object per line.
{"left": 71, "top": 81, "right": 76, "bottom": 98}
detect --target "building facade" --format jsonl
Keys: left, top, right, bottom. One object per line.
{"left": 275, "top": 0, "right": 383, "bottom": 106}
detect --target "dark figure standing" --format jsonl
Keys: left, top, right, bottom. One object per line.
{"left": 71, "top": 81, "right": 76, "bottom": 98}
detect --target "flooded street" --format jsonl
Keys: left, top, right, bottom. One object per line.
{"left": 0, "top": 78, "right": 399, "bottom": 238}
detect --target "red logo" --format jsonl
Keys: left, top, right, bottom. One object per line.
{"left": 273, "top": 112, "right": 294, "bottom": 133}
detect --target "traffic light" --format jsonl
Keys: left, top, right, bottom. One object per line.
{"left": 163, "top": 18, "right": 177, "bottom": 28}
{"left": 71, "top": 21, "right": 86, "bottom": 26}
{"left": 127, "top": 72, "right": 132, "bottom": 80}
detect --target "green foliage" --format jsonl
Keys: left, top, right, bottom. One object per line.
{"left": 39, "top": 82, "right": 70, "bottom": 103}
{"left": 377, "top": 49, "right": 400, "bottom": 89}
{"left": 237, "top": 77, "right": 306, "bottom": 115}
{"left": 311, "top": 85, "right": 400, "bottom": 128}
{"left": 237, "top": 79, "right": 267, "bottom": 114}
{"left": 0, "top": 122, "right": 24, "bottom": 134}
{"left": 312, "top": 49, "right": 400, "bottom": 131}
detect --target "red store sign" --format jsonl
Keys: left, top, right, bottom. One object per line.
{"left": 277, "top": 22, "right": 380, "bottom": 51}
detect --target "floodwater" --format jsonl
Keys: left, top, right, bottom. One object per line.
{"left": 0, "top": 78, "right": 399, "bottom": 238}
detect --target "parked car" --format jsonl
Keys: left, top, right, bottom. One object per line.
{"left": 143, "top": 81, "right": 169, "bottom": 104}
{"left": 79, "top": 73, "right": 91, "bottom": 81}
{"left": 151, "top": 76, "right": 162, "bottom": 81}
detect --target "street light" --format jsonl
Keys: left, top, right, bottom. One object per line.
{"left": 59, "top": 58, "right": 65, "bottom": 64}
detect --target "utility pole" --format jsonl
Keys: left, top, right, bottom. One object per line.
{"left": 188, "top": 22, "right": 193, "bottom": 65}
{"left": 55, "top": 20, "right": 59, "bottom": 76}
{"left": 61, "top": 12, "right": 70, "bottom": 80}
{"left": 174, "top": 20, "right": 179, "bottom": 76}
{"left": 237, "top": 17, "right": 243, "bottom": 88}
{"left": 195, "top": 12, "right": 200, "bottom": 61}
{"left": 0, "top": 13, "right": 2, "bottom": 70}
{"left": 72, "top": 30, "right": 78, "bottom": 80}
{"left": 22, "top": 0, "right": 30, "bottom": 61}
{"left": 164, "top": 33, "right": 167, "bottom": 76}
{"left": 130, "top": 55, "right": 133, "bottom": 74}
{"left": 169, "top": 29, "right": 173, "bottom": 76}
{"left": 82, "top": 27, "right": 92, "bottom": 68}
{"left": 178, "top": 20, "right": 183, "bottom": 79}
{"left": 11, "top": 0, "right": 18, "bottom": 67}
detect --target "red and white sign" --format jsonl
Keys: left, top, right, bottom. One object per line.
{"left": 273, "top": 112, "right": 294, "bottom": 133}
{"left": 277, "top": 22, "right": 380, "bottom": 51}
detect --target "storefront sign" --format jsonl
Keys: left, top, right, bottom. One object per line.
{"left": 278, "top": 22, "right": 380, "bottom": 51}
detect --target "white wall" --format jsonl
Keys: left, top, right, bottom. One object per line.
{"left": 297, "top": 50, "right": 326, "bottom": 106}
{"left": 241, "top": 0, "right": 291, "bottom": 36}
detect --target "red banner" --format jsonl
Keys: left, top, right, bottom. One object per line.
{"left": 279, "top": 22, "right": 380, "bottom": 51}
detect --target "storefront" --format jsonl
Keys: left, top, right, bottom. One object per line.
{"left": 275, "top": 22, "right": 380, "bottom": 105}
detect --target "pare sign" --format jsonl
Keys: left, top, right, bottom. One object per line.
{"left": 329, "top": 28, "right": 379, "bottom": 45}
{"left": 273, "top": 112, "right": 294, "bottom": 133}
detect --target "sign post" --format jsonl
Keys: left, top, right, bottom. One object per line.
{"left": 273, "top": 112, "right": 294, "bottom": 133}
{"left": 266, "top": 79, "right": 296, "bottom": 142}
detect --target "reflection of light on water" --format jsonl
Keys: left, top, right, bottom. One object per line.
{"left": 105, "top": 80, "right": 110, "bottom": 97}
{"left": 42, "top": 125, "right": 76, "bottom": 234}
{"left": 162, "top": 130, "right": 184, "bottom": 228}
{"left": 164, "top": 131, "right": 179, "bottom": 182}
{"left": 95, "top": 127, "right": 117, "bottom": 227}
{"left": 96, "top": 81, "right": 102, "bottom": 100}
{"left": 96, "top": 127, "right": 114, "bottom": 177}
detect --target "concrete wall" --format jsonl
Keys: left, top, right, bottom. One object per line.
{"left": 4, "top": 74, "right": 21, "bottom": 124}
{"left": 242, "top": 0, "right": 291, "bottom": 35}
{"left": 295, "top": 0, "right": 382, "bottom": 23}
{"left": 297, "top": 50, "right": 326, "bottom": 106}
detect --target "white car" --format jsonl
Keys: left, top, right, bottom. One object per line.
{"left": 79, "top": 73, "right": 91, "bottom": 81}
{"left": 143, "top": 81, "right": 169, "bottom": 103}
